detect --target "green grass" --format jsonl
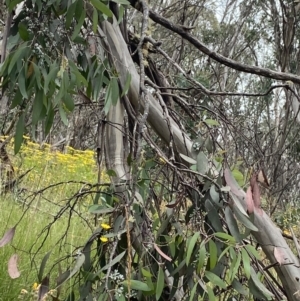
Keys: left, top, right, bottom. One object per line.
{"left": 0, "top": 139, "right": 106, "bottom": 301}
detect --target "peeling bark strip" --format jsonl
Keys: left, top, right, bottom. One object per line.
{"left": 129, "top": 0, "right": 300, "bottom": 85}
{"left": 94, "top": 10, "right": 300, "bottom": 301}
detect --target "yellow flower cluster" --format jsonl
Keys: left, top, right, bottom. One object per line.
{"left": 1, "top": 136, "right": 109, "bottom": 189}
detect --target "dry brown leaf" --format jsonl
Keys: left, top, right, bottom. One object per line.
{"left": 154, "top": 243, "right": 172, "bottom": 262}
{"left": 246, "top": 186, "right": 254, "bottom": 214}
{"left": 257, "top": 169, "right": 270, "bottom": 188}
{"left": 224, "top": 168, "right": 244, "bottom": 197}
{"left": 250, "top": 174, "right": 261, "bottom": 209}
{"left": 274, "top": 247, "right": 288, "bottom": 265}
{"left": 8, "top": 254, "right": 20, "bottom": 279}
{"left": 0, "top": 227, "right": 16, "bottom": 247}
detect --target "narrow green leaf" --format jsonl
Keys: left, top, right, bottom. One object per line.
{"left": 186, "top": 232, "right": 200, "bottom": 266}
{"left": 232, "top": 205, "right": 258, "bottom": 232}
{"left": 241, "top": 248, "right": 251, "bottom": 279}
{"left": 121, "top": 279, "right": 151, "bottom": 291}
{"left": 38, "top": 251, "right": 52, "bottom": 282}
{"left": 92, "top": 8, "right": 98, "bottom": 33}
{"left": 121, "top": 72, "right": 131, "bottom": 97}
{"left": 62, "top": 94, "right": 75, "bottom": 112}
{"left": 14, "top": 112, "right": 25, "bottom": 154}
{"left": 208, "top": 240, "right": 217, "bottom": 270}
{"left": 205, "top": 271, "right": 227, "bottom": 289}
{"left": 214, "top": 232, "right": 235, "bottom": 243}
{"left": 204, "top": 119, "right": 219, "bottom": 126}
{"left": 179, "top": 153, "right": 197, "bottom": 165}
{"left": 197, "top": 244, "right": 206, "bottom": 273}
{"left": 207, "top": 286, "right": 215, "bottom": 301}
{"left": 100, "top": 251, "right": 126, "bottom": 271}
{"left": 156, "top": 266, "right": 164, "bottom": 300}
{"left": 230, "top": 253, "right": 241, "bottom": 282}
{"left": 59, "top": 105, "right": 68, "bottom": 126}
{"left": 111, "top": 77, "right": 119, "bottom": 105}
{"left": 249, "top": 267, "right": 274, "bottom": 299}
{"left": 66, "top": 0, "right": 77, "bottom": 29}
{"left": 8, "top": 43, "right": 28, "bottom": 74}
{"left": 196, "top": 151, "right": 208, "bottom": 174}
{"left": 232, "top": 279, "right": 248, "bottom": 295}
{"left": 32, "top": 89, "right": 44, "bottom": 125}
{"left": 18, "top": 23, "right": 29, "bottom": 41}
{"left": 11, "top": 89, "right": 23, "bottom": 109}
{"left": 44, "top": 65, "right": 59, "bottom": 94}
{"left": 71, "top": 9, "right": 86, "bottom": 40}
{"left": 112, "top": 0, "right": 130, "bottom": 4}
{"left": 245, "top": 245, "right": 261, "bottom": 260}
{"left": 90, "top": 0, "right": 112, "bottom": 17}
{"left": 32, "top": 62, "right": 42, "bottom": 89}
{"left": 224, "top": 206, "right": 242, "bottom": 242}
{"left": 141, "top": 268, "right": 152, "bottom": 278}
{"left": 45, "top": 102, "right": 55, "bottom": 135}
{"left": 104, "top": 82, "right": 112, "bottom": 115}
{"left": 188, "top": 283, "right": 197, "bottom": 301}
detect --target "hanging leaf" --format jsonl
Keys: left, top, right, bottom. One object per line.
{"left": 208, "top": 240, "right": 217, "bottom": 270}
{"left": 38, "top": 251, "right": 52, "bottom": 283}
{"left": 57, "top": 253, "right": 85, "bottom": 288}
{"left": 11, "top": 89, "right": 23, "bottom": 109}
{"left": 230, "top": 192, "right": 248, "bottom": 217}
{"left": 154, "top": 244, "right": 172, "bottom": 262}
{"left": 207, "top": 286, "right": 215, "bottom": 301}
{"left": 186, "top": 232, "right": 200, "bottom": 266}
{"left": 249, "top": 268, "right": 274, "bottom": 300}
{"left": 205, "top": 271, "right": 227, "bottom": 289}
{"left": 14, "top": 112, "right": 25, "bottom": 154}
{"left": 232, "top": 205, "right": 258, "bottom": 232}
{"left": 32, "top": 89, "right": 44, "bottom": 125}
{"left": 232, "top": 279, "right": 248, "bottom": 295}
{"left": 197, "top": 244, "right": 206, "bottom": 273}
{"left": 121, "top": 72, "right": 132, "bottom": 97}
{"left": 8, "top": 43, "right": 29, "bottom": 74}
{"left": 38, "top": 276, "right": 50, "bottom": 301}
{"left": 71, "top": 9, "right": 86, "bottom": 41}
{"left": 179, "top": 153, "right": 197, "bottom": 165}
{"left": 257, "top": 169, "right": 270, "bottom": 188}
{"left": 92, "top": 7, "right": 99, "bottom": 33}
{"left": 59, "top": 105, "right": 68, "bottom": 126}
{"left": 111, "top": 77, "right": 119, "bottom": 106}
{"left": 0, "top": 227, "right": 16, "bottom": 247}
{"left": 204, "top": 119, "right": 219, "bottom": 126}
{"left": 90, "top": 0, "right": 113, "bottom": 17}
{"left": 224, "top": 206, "right": 242, "bottom": 242}
{"left": 100, "top": 251, "right": 126, "bottom": 271}
{"left": 62, "top": 94, "right": 75, "bottom": 112}
{"left": 18, "top": 23, "right": 29, "bottom": 41}
{"left": 18, "top": 69, "right": 28, "bottom": 99}
{"left": 8, "top": 254, "right": 20, "bottom": 279}
{"left": 156, "top": 266, "right": 164, "bottom": 300}
{"left": 224, "top": 168, "right": 244, "bottom": 197}
{"left": 66, "top": 0, "right": 78, "bottom": 29}
{"left": 241, "top": 248, "right": 251, "bottom": 279}
{"left": 188, "top": 283, "right": 198, "bottom": 301}
{"left": 196, "top": 151, "right": 208, "bottom": 174}
{"left": 45, "top": 102, "right": 55, "bottom": 135}
{"left": 121, "top": 280, "right": 151, "bottom": 291}
{"left": 209, "top": 185, "right": 220, "bottom": 204}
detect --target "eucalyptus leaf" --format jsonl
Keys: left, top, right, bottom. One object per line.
{"left": 196, "top": 151, "right": 208, "bottom": 174}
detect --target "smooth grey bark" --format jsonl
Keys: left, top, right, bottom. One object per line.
{"left": 98, "top": 16, "right": 300, "bottom": 301}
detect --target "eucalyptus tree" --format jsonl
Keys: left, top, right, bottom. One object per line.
{"left": 1, "top": 0, "right": 300, "bottom": 300}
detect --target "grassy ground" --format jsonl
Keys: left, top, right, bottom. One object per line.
{"left": 0, "top": 138, "right": 108, "bottom": 301}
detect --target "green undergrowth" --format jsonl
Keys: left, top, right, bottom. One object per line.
{"left": 0, "top": 137, "right": 109, "bottom": 300}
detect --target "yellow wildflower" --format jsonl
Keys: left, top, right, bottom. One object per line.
{"left": 33, "top": 282, "right": 39, "bottom": 290}
{"left": 100, "top": 236, "right": 108, "bottom": 243}
{"left": 101, "top": 223, "right": 111, "bottom": 230}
